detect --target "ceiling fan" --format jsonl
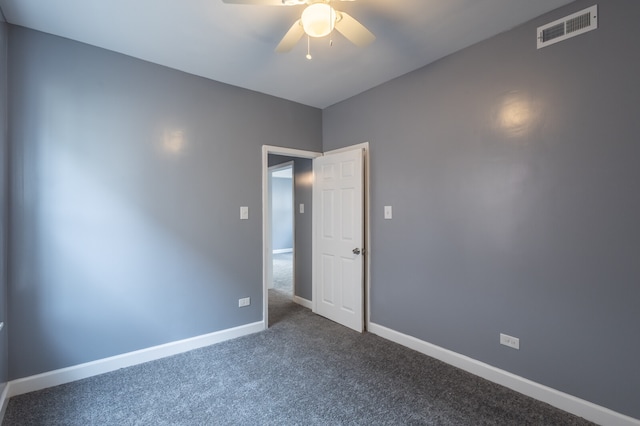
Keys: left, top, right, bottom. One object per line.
{"left": 222, "top": 0, "right": 375, "bottom": 55}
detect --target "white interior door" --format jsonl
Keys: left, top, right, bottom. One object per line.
{"left": 313, "top": 148, "right": 364, "bottom": 332}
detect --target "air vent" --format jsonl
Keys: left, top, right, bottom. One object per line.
{"left": 537, "top": 5, "right": 598, "bottom": 49}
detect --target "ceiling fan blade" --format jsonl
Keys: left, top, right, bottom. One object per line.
{"left": 222, "top": 0, "right": 303, "bottom": 5}
{"left": 334, "top": 11, "right": 375, "bottom": 47}
{"left": 275, "top": 20, "right": 305, "bottom": 52}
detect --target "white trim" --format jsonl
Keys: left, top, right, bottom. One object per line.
{"left": 272, "top": 248, "right": 293, "bottom": 254}
{"left": 293, "top": 296, "right": 313, "bottom": 310}
{"left": 269, "top": 160, "right": 294, "bottom": 179}
{"left": 0, "top": 382, "right": 9, "bottom": 422}
{"left": 263, "top": 145, "right": 323, "bottom": 160}
{"left": 368, "top": 322, "right": 640, "bottom": 426}
{"left": 7, "top": 321, "right": 264, "bottom": 398}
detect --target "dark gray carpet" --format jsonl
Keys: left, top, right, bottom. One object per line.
{"left": 3, "top": 291, "right": 594, "bottom": 425}
{"left": 272, "top": 252, "right": 293, "bottom": 296}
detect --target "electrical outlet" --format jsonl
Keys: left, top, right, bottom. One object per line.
{"left": 500, "top": 333, "right": 520, "bottom": 350}
{"left": 238, "top": 297, "right": 251, "bottom": 308}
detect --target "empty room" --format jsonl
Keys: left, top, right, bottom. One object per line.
{"left": 0, "top": 0, "right": 638, "bottom": 424}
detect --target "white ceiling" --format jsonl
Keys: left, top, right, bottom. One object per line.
{"left": 0, "top": 0, "right": 575, "bottom": 109}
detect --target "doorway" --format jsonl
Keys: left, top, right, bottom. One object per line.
{"left": 262, "top": 144, "right": 370, "bottom": 331}
{"left": 268, "top": 161, "right": 294, "bottom": 297}
{"left": 263, "top": 147, "right": 319, "bottom": 327}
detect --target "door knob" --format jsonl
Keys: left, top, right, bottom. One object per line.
{"left": 352, "top": 248, "right": 361, "bottom": 255}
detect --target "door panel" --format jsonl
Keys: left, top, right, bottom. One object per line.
{"left": 313, "top": 148, "right": 364, "bottom": 332}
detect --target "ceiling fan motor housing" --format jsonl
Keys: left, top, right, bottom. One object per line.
{"left": 301, "top": 3, "right": 336, "bottom": 37}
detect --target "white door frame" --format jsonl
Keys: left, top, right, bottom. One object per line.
{"left": 262, "top": 146, "right": 321, "bottom": 328}
{"left": 261, "top": 143, "right": 370, "bottom": 330}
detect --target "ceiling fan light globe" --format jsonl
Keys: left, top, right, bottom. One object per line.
{"left": 301, "top": 3, "right": 336, "bottom": 38}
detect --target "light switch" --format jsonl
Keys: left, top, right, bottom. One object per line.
{"left": 240, "top": 206, "right": 249, "bottom": 220}
{"left": 299, "top": 203, "right": 305, "bottom": 214}
{"left": 384, "top": 205, "right": 393, "bottom": 219}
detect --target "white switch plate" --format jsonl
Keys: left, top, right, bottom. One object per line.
{"left": 240, "top": 206, "right": 249, "bottom": 220}
{"left": 500, "top": 333, "right": 520, "bottom": 350}
{"left": 299, "top": 203, "right": 304, "bottom": 214}
{"left": 238, "top": 297, "right": 251, "bottom": 307}
{"left": 384, "top": 205, "right": 393, "bottom": 219}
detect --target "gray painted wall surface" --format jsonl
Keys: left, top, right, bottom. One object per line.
{"left": 323, "top": 0, "right": 640, "bottom": 419}
{"left": 0, "top": 16, "right": 8, "bottom": 393}
{"left": 8, "top": 26, "right": 321, "bottom": 379}
{"left": 291, "top": 158, "right": 313, "bottom": 301}
{"left": 271, "top": 176, "right": 293, "bottom": 251}
{"left": 268, "top": 155, "right": 313, "bottom": 301}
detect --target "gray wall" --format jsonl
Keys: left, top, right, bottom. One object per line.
{"left": 323, "top": 0, "right": 640, "bottom": 419}
{"left": 8, "top": 26, "right": 322, "bottom": 379}
{"left": 291, "top": 158, "right": 313, "bottom": 301}
{"left": 268, "top": 155, "right": 313, "bottom": 301}
{"left": 0, "top": 14, "right": 8, "bottom": 395}
{"left": 6, "top": 1, "right": 639, "bottom": 419}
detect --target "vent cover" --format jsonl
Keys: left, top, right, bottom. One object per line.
{"left": 537, "top": 5, "right": 598, "bottom": 49}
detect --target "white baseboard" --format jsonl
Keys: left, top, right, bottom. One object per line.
{"left": 272, "top": 248, "right": 293, "bottom": 254}
{"left": 7, "top": 321, "right": 265, "bottom": 398}
{"left": 0, "top": 382, "right": 9, "bottom": 421}
{"left": 293, "top": 295, "right": 312, "bottom": 310}
{"left": 368, "top": 322, "right": 640, "bottom": 426}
